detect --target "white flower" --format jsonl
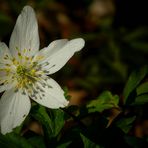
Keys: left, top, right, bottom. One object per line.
{"left": 0, "top": 6, "right": 85, "bottom": 134}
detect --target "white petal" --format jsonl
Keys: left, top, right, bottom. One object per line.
{"left": 0, "top": 83, "right": 13, "bottom": 93}
{"left": 0, "top": 85, "right": 7, "bottom": 93}
{"left": 0, "top": 78, "right": 17, "bottom": 93}
{"left": 9, "top": 6, "right": 39, "bottom": 57}
{"left": 30, "top": 78, "right": 69, "bottom": 109}
{"left": 36, "top": 38, "right": 85, "bottom": 75}
{"left": 0, "top": 42, "right": 9, "bottom": 57}
{"left": 0, "top": 89, "right": 31, "bottom": 134}
{"left": 0, "top": 42, "right": 11, "bottom": 60}
{"left": 33, "top": 39, "right": 68, "bottom": 62}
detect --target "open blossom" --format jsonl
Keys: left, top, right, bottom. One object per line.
{"left": 0, "top": 6, "right": 85, "bottom": 134}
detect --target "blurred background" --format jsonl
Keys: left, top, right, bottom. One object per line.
{"left": 0, "top": 0, "right": 148, "bottom": 104}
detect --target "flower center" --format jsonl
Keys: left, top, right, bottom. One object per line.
{"left": 0, "top": 49, "right": 50, "bottom": 97}
{"left": 15, "top": 63, "right": 50, "bottom": 98}
{"left": 16, "top": 65, "right": 38, "bottom": 89}
{"left": 17, "top": 65, "right": 28, "bottom": 76}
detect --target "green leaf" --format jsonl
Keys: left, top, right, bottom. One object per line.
{"left": 123, "top": 66, "right": 148, "bottom": 104}
{"left": 87, "top": 91, "right": 119, "bottom": 113}
{"left": 0, "top": 133, "right": 33, "bottom": 148}
{"left": 137, "top": 81, "right": 148, "bottom": 95}
{"left": 27, "top": 136, "right": 46, "bottom": 148}
{"left": 48, "top": 109, "right": 65, "bottom": 137}
{"left": 80, "top": 134, "right": 102, "bottom": 148}
{"left": 57, "top": 141, "right": 72, "bottom": 148}
{"left": 134, "top": 94, "right": 148, "bottom": 105}
{"left": 63, "top": 87, "right": 71, "bottom": 100}
{"left": 116, "top": 116, "right": 136, "bottom": 133}
{"left": 30, "top": 104, "right": 53, "bottom": 138}
{"left": 31, "top": 105, "right": 65, "bottom": 138}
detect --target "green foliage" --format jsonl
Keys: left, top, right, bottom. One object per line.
{"left": 116, "top": 116, "right": 136, "bottom": 133}
{"left": 31, "top": 104, "right": 53, "bottom": 139}
{"left": 134, "top": 94, "right": 148, "bottom": 105}
{"left": 0, "top": 65, "right": 147, "bottom": 148}
{"left": 0, "top": 133, "right": 33, "bottom": 148}
{"left": 80, "top": 134, "right": 103, "bottom": 148}
{"left": 63, "top": 87, "right": 71, "bottom": 100}
{"left": 48, "top": 109, "right": 65, "bottom": 137}
{"left": 56, "top": 141, "right": 72, "bottom": 148}
{"left": 123, "top": 66, "right": 148, "bottom": 104}
{"left": 137, "top": 81, "right": 148, "bottom": 95}
{"left": 31, "top": 104, "right": 65, "bottom": 138}
{"left": 27, "top": 136, "right": 46, "bottom": 148}
{"left": 0, "top": 1, "right": 148, "bottom": 147}
{"left": 87, "top": 91, "right": 119, "bottom": 113}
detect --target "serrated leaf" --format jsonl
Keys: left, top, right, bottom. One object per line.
{"left": 116, "top": 116, "right": 136, "bottom": 133}
{"left": 137, "top": 81, "right": 148, "bottom": 95}
{"left": 80, "top": 134, "right": 102, "bottom": 148}
{"left": 30, "top": 105, "right": 53, "bottom": 138}
{"left": 48, "top": 109, "right": 65, "bottom": 137}
{"left": 123, "top": 66, "right": 148, "bottom": 104}
{"left": 31, "top": 105, "right": 65, "bottom": 139}
{"left": 87, "top": 91, "right": 119, "bottom": 113}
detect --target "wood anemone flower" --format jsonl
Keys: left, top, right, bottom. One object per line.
{"left": 0, "top": 6, "right": 85, "bottom": 134}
